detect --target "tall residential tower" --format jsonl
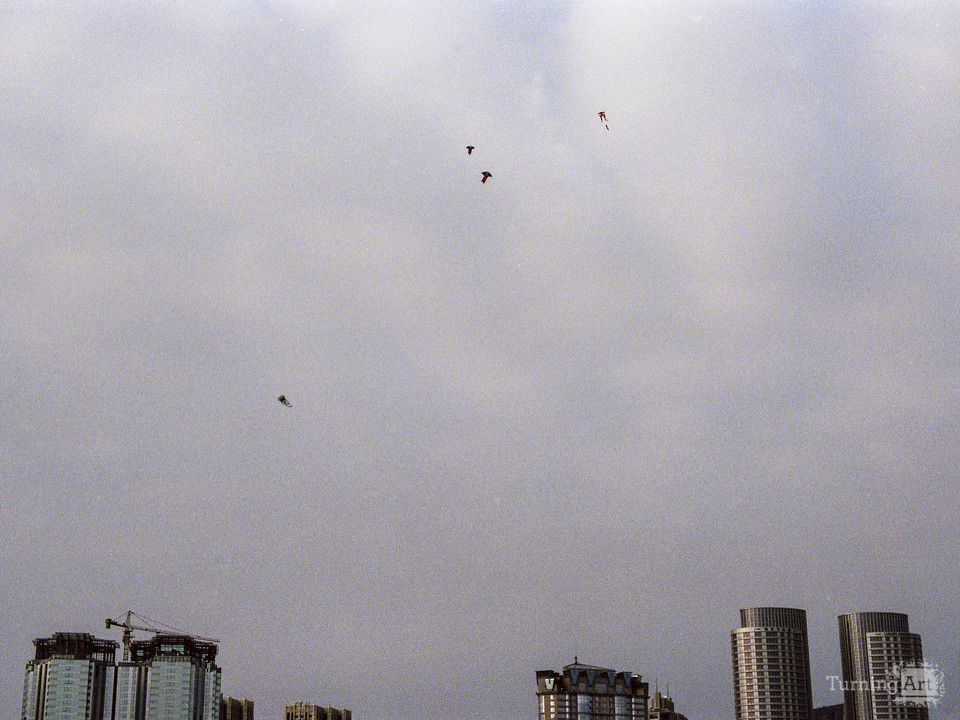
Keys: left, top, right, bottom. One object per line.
{"left": 838, "top": 613, "right": 928, "bottom": 720}
{"left": 113, "top": 634, "right": 221, "bottom": 720}
{"left": 731, "top": 608, "right": 813, "bottom": 720}
{"left": 21, "top": 633, "right": 119, "bottom": 720}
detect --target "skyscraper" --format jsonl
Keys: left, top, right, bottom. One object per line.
{"left": 731, "top": 608, "right": 813, "bottom": 720}
{"left": 113, "top": 634, "right": 221, "bottom": 720}
{"left": 536, "top": 659, "right": 649, "bottom": 720}
{"left": 838, "top": 613, "right": 928, "bottom": 720}
{"left": 21, "top": 633, "right": 119, "bottom": 720}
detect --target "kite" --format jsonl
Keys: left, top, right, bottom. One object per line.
{"left": 481, "top": 171, "right": 492, "bottom": 183}
{"left": 466, "top": 145, "right": 475, "bottom": 155}
{"left": 598, "top": 111, "right": 609, "bottom": 130}
{"left": 277, "top": 395, "right": 292, "bottom": 407}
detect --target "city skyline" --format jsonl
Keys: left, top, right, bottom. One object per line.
{"left": 2, "top": 3, "right": 959, "bottom": 720}
{"left": 15, "top": 606, "right": 941, "bottom": 720}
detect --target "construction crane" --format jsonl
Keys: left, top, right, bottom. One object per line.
{"left": 105, "top": 611, "right": 219, "bottom": 661}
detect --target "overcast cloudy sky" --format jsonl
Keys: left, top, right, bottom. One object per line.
{"left": 1, "top": 2, "right": 958, "bottom": 720}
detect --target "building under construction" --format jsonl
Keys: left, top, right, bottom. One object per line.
{"left": 114, "top": 634, "right": 221, "bottom": 720}
{"left": 21, "top": 626, "right": 221, "bottom": 720}
{"left": 22, "top": 633, "right": 119, "bottom": 720}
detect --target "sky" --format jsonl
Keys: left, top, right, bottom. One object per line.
{"left": 1, "top": 1, "right": 959, "bottom": 720}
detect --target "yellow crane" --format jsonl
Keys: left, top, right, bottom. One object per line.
{"left": 105, "top": 611, "right": 219, "bottom": 661}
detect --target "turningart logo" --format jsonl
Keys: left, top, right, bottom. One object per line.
{"left": 888, "top": 663, "right": 944, "bottom": 707}
{"left": 826, "top": 662, "right": 944, "bottom": 708}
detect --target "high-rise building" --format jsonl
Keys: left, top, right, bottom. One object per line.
{"left": 838, "top": 613, "right": 928, "bottom": 720}
{"left": 21, "top": 633, "right": 119, "bottom": 720}
{"left": 113, "top": 635, "right": 221, "bottom": 720}
{"left": 283, "top": 703, "right": 351, "bottom": 720}
{"left": 731, "top": 608, "right": 813, "bottom": 720}
{"left": 220, "top": 697, "right": 253, "bottom": 720}
{"left": 536, "top": 659, "right": 649, "bottom": 720}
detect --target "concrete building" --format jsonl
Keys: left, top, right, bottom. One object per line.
{"left": 536, "top": 659, "right": 649, "bottom": 720}
{"left": 220, "top": 697, "right": 253, "bottom": 720}
{"left": 731, "top": 608, "right": 813, "bottom": 720}
{"left": 647, "top": 691, "right": 688, "bottom": 720}
{"left": 283, "top": 703, "right": 351, "bottom": 720}
{"left": 21, "top": 633, "right": 119, "bottom": 720}
{"left": 812, "top": 705, "right": 845, "bottom": 720}
{"left": 113, "top": 635, "right": 221, "bottom": 720}
{"left": 838, "top": 613, "right": 928, "bottom": 720}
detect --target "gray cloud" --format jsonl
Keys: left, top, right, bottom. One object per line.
{"left": 1, "top": 3, "right": 958, "bottom": 720}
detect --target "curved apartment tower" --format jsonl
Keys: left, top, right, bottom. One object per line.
{"left": 838, "top": 613, "right": 927, "bottom": 720}
{"left": 732, "top": 608, "right": 813, "bottom": 720}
